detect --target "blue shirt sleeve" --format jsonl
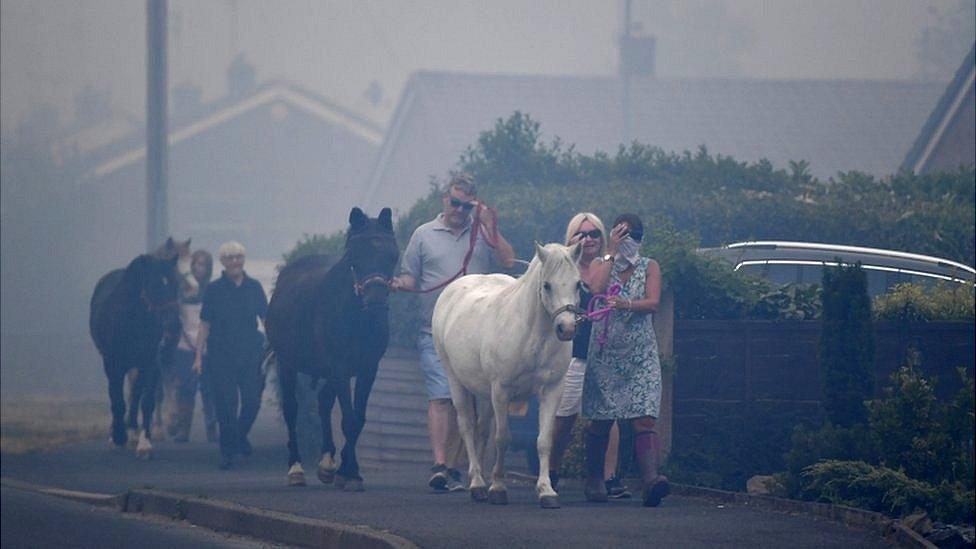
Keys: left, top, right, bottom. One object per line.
{"left": 400, "top": 228, "right": 423, "bottom": 279}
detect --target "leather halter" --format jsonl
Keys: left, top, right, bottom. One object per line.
{"left": 350, "top": 266, "right": 391, "bottom": 298}
{"left": 549, "top": 302, "right": 584, "bottom": 321}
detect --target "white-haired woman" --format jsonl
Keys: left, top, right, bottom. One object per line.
{"left": 548, "top": 212, "right": 631, "bottom": 498}
{"left": 193, "top": 241, "right": 269, "bottom": 470}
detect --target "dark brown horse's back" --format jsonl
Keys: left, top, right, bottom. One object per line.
{"left": 89, "top": 268, "right": 126, "bottom": 355}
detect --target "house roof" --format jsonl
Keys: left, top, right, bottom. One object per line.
{"left": 900, "top": 43, "right": 976, "bottom": 174}
{"left": 363, "top": 71, "right": 945, "bottom": 213}
{"left": 84, "top": 80, "right": 384, "bottom": 181}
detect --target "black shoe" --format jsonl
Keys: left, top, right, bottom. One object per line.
{"left": 606, "top": 476, "right": 632, "bottom": 499}
{"left": 446, "top": 468, "right": 465, "bottom": 492}
{"left": 219, "top": 455, "right": 234, "bottom": 470}
{"left": 239, "top": 437, "right": 253, "bottom": 456}
{"left": 428, "top": 463, "right": 449, "bottom": 491}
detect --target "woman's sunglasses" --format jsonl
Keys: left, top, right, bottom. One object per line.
{"left": 449, "top": 197, "right": 476, "bottom": 212}
{"left": 574, "top": 229, "right": 603, "bottom": 240}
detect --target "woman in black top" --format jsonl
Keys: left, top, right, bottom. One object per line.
{"left": 549, "top": 213, "right": 629, "bottom": 498}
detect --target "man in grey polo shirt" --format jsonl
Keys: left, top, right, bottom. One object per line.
{"left": 391, "top": 173, "right": 515, "bottom": 491}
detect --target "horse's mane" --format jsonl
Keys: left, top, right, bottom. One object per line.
{"left": 498, "top": 243, "right": 577, "bottom": 299}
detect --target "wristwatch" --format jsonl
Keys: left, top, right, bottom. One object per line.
{"left": 601, "top": 254, "right": 614, "bottom": 263}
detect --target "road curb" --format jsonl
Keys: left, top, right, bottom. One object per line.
{"left": 667, "top": 483, "right": 934, "bottom": 549}
{"left": 1, "top": 478, "right": 417, "bottom": 549}
{"left": 1, "top": 477, "right": 122, "bottom": 509}
{"left": 503, "top": 472, "right": 933, "bottom": 549}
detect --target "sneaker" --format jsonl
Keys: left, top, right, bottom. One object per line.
{"left": 428, "top": 463, "right": 449, "bottom": 491}
{"left": 606, "top": 476, "right": 632, "bottom": 499}
{"left": 446, "top": 468, "right": 466, "bottom": 492}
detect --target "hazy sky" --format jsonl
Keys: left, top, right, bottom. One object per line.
{"left": 2, "top": 0, "right": 973, "bottom": 131}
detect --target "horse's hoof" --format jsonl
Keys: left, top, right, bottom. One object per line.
{"left": 317, "top": 455, "right": 337, "bottom": 484}
{"left": 341, "top": 477, "right": 364, "bottom": 492}
{"left": 136, "top": 449, "right": 153, "bottom": 460}
{"left": 334, "top": 474, "right": 346, "bottom": 490}
{"left": 317, "top": 468, "right": 335, "bottom": 484}
{"left": 288, "top": 463, "right": 307, "bottom": 486}
{"left": 540, "top": 495, "right": 561, "bottom": 509}
{"left": 126, "top": 429, "right": 139, "bottom": 448}
{"left": 488, "top": 489, "right": 508, "bottom": 505}
{"left": 470, "top": 486, "right": 489, "bottom": 502}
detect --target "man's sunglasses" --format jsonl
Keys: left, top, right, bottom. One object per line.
{"left": 449, "top": 197, "right": 476, "bottom": 212}
{"left": 574, "top": 229, "right": 603, "bottom": 240}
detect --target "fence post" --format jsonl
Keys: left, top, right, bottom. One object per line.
{"left": 654, "top": 288, "right": 675, "bottom": 460}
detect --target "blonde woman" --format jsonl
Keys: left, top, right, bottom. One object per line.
{"left": 549, "top": 212, "right": 630, "bottom": 498}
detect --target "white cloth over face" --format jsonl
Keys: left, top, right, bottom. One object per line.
{"left": 614, "top": 236, "right": 641, "bottom": 272}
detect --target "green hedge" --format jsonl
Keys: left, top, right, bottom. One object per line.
{"left": 283, "top": 111, "right": 974, "bottom": 343}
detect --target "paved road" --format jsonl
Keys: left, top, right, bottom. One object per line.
{"left": 1, "top": 483, "right": 279, "bottom": 548}
{"left": 1, "top": 409, "right": 891, "bottom": 549}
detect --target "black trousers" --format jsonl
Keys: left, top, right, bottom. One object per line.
{"left": 208, "top": 351, "right": 265, "bottom": 458}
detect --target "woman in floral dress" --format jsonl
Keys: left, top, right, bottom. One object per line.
{"left": 582, "top": 213, "right": 670, "bottom": 507}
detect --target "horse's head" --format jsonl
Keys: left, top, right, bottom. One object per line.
{"left": 152, "top": 237, "right": 197, "bottom": 295}
{"left": 345, "top": 207, "right": 399, "bottom": 310}
{"left": 534, "top": 242, "right": 583, "bottom": 341}
{"left": 130, "top": 253, "right": 181, "bottom": 319}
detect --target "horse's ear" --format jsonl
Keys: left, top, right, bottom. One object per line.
{"left": 165, "top": 237, "right": 175, "bottom": 250}
{"left": 571, "top": 241, "right": 583, "bottom": 262}
{"left": 534, "top": 242, "right": 548, "bottom": 262}
{"left": 349, "top": 207, "right": 368, "bottom": 231}
{"left": 378, "top": 208, "right": 394, "bottom": 232}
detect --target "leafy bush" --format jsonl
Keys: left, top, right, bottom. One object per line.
{"left": 787, "top": 361, "right": 975, "bottom": 524}
{"left": 873, "top": 283, "right": 976, "bottom": 322}
{"left": 283, "top": 112, "right": 973, "bottom": 337}
{"left": 800, "top": 460, "right": 974, "bottom": 524}
{"left": 281, "top": 232, "right": 346, "bottom": 266}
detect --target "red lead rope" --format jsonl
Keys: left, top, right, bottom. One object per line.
{"left": 398, "top": 204, "right": 499, "bottom": 295}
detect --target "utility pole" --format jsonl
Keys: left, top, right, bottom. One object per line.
{"left": 146, "top": 0, "right": 168, "bottom": 250}
{"left": 621, "top": 0, "right": 632, "bottom": 143}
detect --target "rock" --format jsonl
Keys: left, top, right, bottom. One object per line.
{"left": 899, "top": 511, "right": 932, "bottom": 535}
{"left": 746, "top": 475, "right": 783, "bottom": 496}
{"left": 926, "top": 522, "right": 975, "bottom": 549}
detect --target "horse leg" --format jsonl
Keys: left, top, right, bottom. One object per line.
{"left": 137, "top": 362, "right": 160, "bottom": 460}
{"left": 488, "top": 384, "right": 511, "bottom": 504}
{"left": 473, "top": 396, "right": 493, "bottom": 468}
{"left": 446, "top": 375, "right": 484, "bottom": 501}
{"left": 106, "top": 362, "right": 127, "bottom": 447}
{"left": 535, "top": 381, "right": 563, "bottom": 508}
{"left": 280, "top": 365, "right": 306, "bottom": 486}
{"left": 336, "top": 369, "right": 376, "bottom": 492}
{"left": 125, "top": 369, "right": 142, "bottom": 447}
{"left": 316, "top": 379, "right": 338, "bottom": 484}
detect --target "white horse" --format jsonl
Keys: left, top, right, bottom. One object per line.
{"left": 432, "top": 242, "right": 582, "bottom": 509}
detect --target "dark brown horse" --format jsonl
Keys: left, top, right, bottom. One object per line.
{"left": 90, "top": 238, "right": 191, "bottom": 458}
{"left": 266, "top": 208, "right": 398, "bottom": 490}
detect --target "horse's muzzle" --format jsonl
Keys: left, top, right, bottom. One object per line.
{"left": 554, "top": 317, "right": 577, "bottom": 341}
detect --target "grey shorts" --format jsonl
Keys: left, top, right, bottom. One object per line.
{"left": 417, "top": 332, "right": 452, "bottom": 401}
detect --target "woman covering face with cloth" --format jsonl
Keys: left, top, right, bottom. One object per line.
{"left": 580, "top": 213, "right": 669, "bottom": 507}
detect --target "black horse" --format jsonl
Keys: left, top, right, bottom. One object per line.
{"left": 267, "top": 207, "right": 399, "bottom": 490}
{"left": 90, "top": 238, "right": 190, "bottom": 458}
